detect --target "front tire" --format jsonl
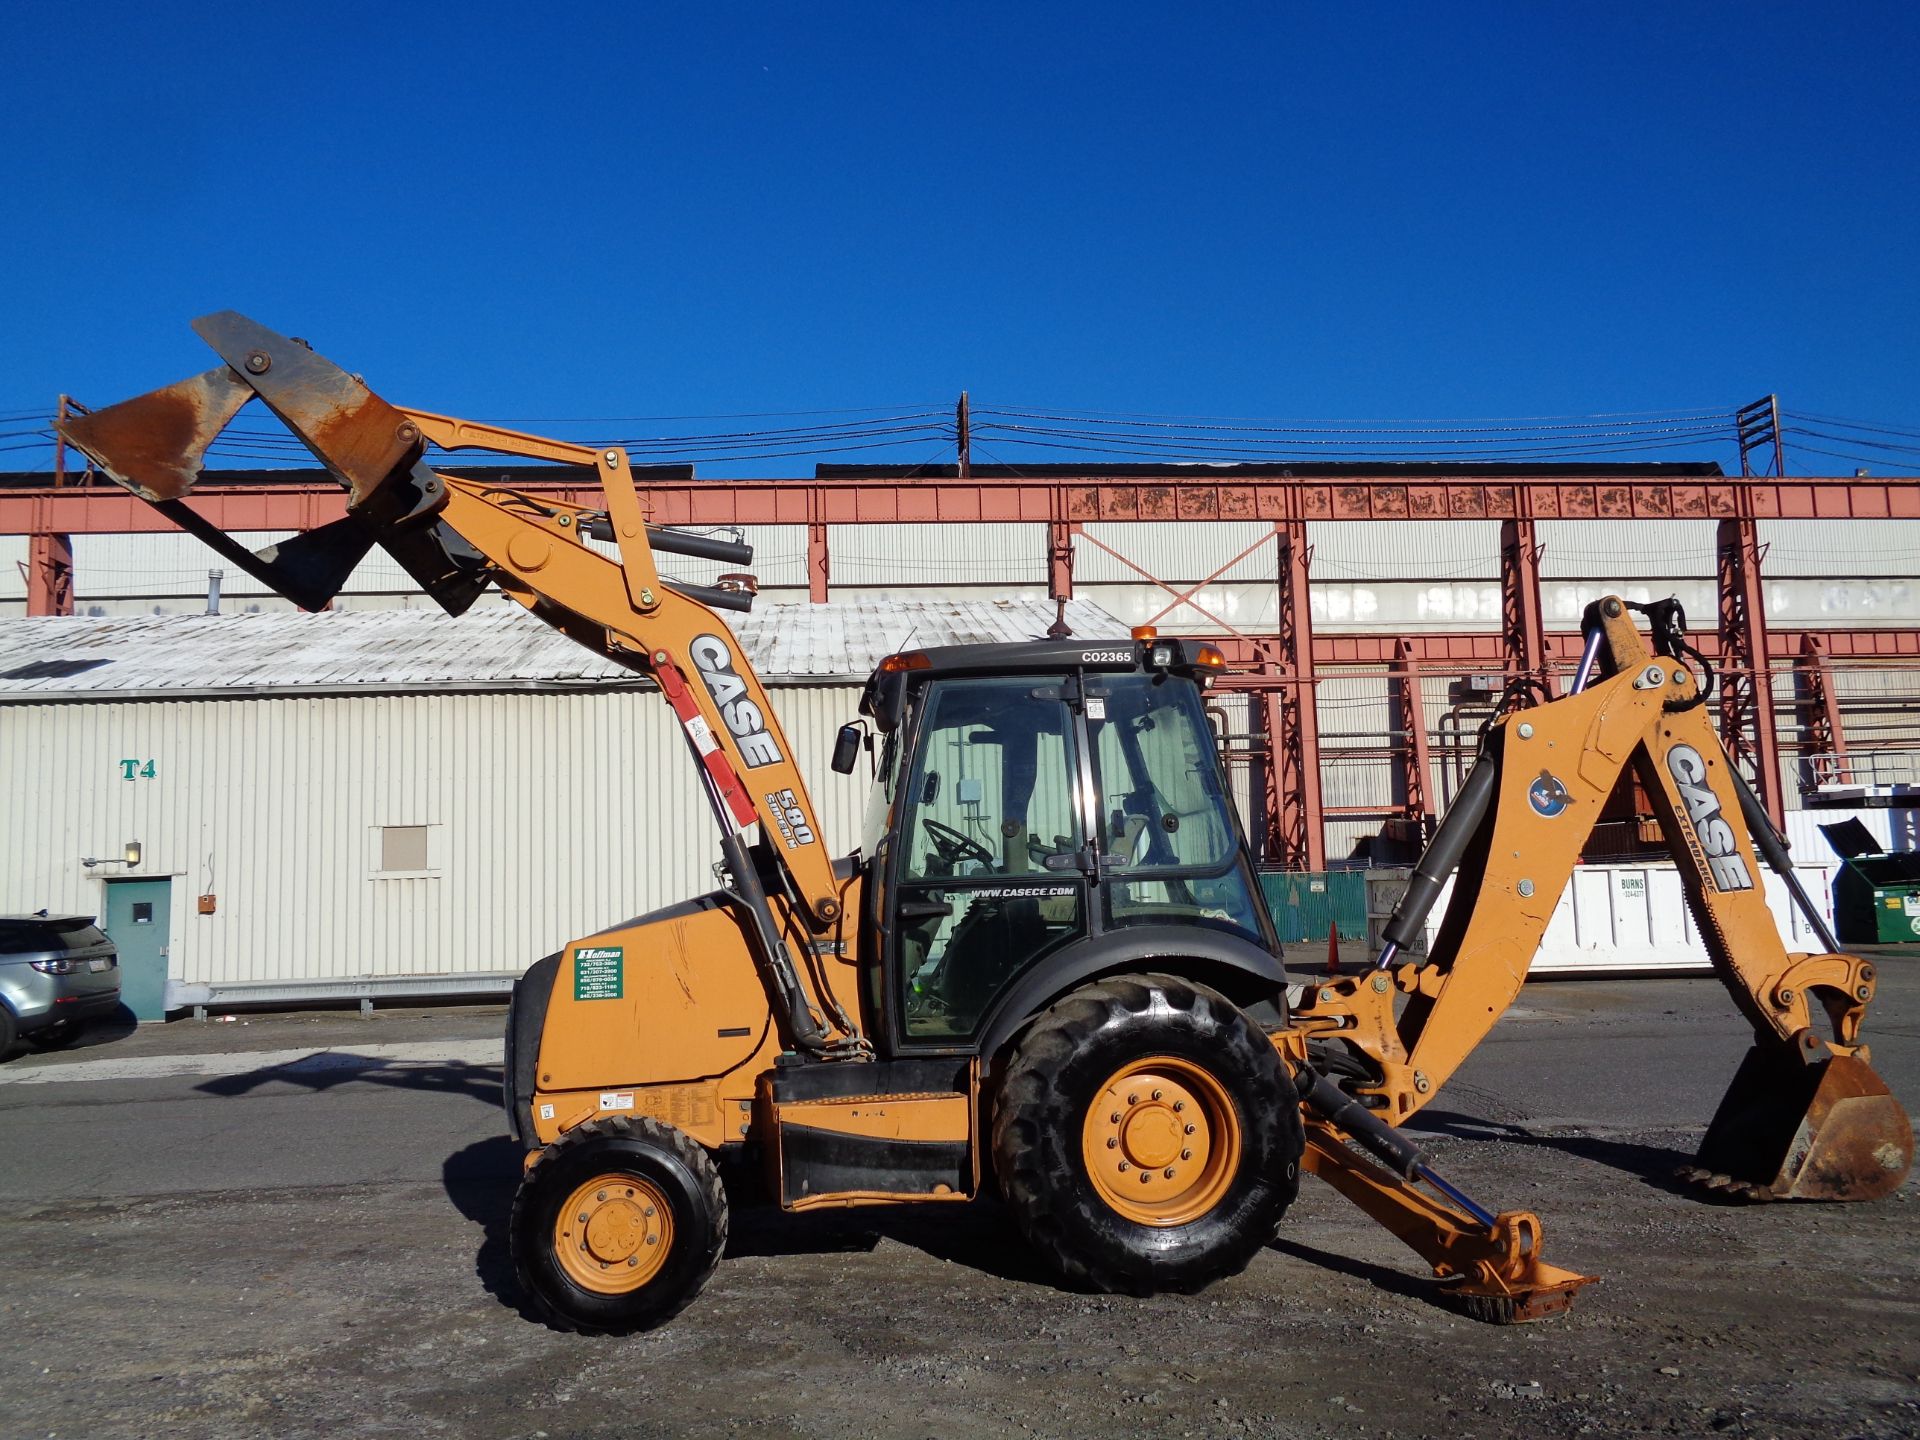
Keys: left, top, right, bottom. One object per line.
{"left": 992, "top": 972, "right": 1302, "bottom": 1295}
{"left": 511, "top": 1117, "right": 728, "bottom": 1333}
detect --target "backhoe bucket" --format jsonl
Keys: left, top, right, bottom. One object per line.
{"left": 1688, "top": 1046, "right": 1914, "bottom": 1202}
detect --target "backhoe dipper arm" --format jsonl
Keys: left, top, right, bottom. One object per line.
{"left": 58, "top": 312, "right": 857, "bottom": 1055}
{"left": 1294, "top": 596, "right": 1912, "bottom": 1201}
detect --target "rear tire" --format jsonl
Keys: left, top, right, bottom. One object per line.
{"left": 511, "top": 1117, "right": 727, "bottom": 1333}
{"left": 0, "top": 1004, "right": 17, "bottom": 1060}
{"left": 28, "top": 1020, "right": 80, "bottom": 1050}
{"left": 992, "top": 972, "right": 1301, "bottom": 1295}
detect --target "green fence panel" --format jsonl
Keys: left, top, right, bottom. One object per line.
{"left": 1259, "top": 871, "right": 1367, "bottom": 943}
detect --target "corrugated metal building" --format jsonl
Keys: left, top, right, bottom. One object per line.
{"left": 5, "top": 517, "right": 1913, "bottom": 631}
{"left": 0, "top": 598, "right": 1125, "bottom": 1008}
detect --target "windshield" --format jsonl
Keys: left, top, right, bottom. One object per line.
{"left": 1086, "top": 673, "right": 1266, "bottom": 942}
{"left": 1088, "top": 674, "right": 1236, "bottom": 873}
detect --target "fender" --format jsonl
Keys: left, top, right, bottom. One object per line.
{"left": 975, "top": 924, "right": 1290, "bottom": 1067}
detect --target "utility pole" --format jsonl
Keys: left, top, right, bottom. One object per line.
{"left": 956, "top": 391, "right": 971, "bottom": 479}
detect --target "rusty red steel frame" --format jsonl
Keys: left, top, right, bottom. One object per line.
{"left": 6, "top": 463, "right": 1918, "bottom": 867}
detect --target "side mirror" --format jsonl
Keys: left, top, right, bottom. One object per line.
{"left": 831, "top": 723, "right": 863, "bottom": 775}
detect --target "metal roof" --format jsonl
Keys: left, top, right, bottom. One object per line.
{"left": 0, "top": 596, "right": 1127, "bottom": 701}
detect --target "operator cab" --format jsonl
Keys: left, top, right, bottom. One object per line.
{"left": 851, "top": 635, "right": 1279, "bottom": 1055}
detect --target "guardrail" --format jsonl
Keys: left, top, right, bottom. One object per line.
{"left": 1803, "top": 749, "right": 1920, "bottom": 791}
{"left": 166, "top": 970, "right": 522, "bottom": 1019}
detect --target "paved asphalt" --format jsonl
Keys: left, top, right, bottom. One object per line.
{"left": 2, "top": 954, "right": 1914, "bottom": 1206}
{"left": 2, "top": 953, "right": 1916, "bottom": 1440}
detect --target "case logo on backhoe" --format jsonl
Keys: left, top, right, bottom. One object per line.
{"left": 1665, "top": 744, "right": 1754, "bottom": 892}
{"left": 690, "top": 634, "right": 784, "bottom": 768}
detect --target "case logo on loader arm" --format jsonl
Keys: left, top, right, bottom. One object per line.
{"left": 1666, "top": 744, "right": 1755, "bottom": 892}
{"left": 690, "top": 634, "right": 783, "bottom": 768}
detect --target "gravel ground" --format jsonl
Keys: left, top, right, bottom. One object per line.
{"left": 3, "top": 967, "right": 1916, "bottom": 1440}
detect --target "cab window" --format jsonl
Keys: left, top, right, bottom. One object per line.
{"left": 1087, "top": 673, "right": 1265, "bottom": 941}
{"left": 893, "top": 677, "right": 1087, "bottom": 1041}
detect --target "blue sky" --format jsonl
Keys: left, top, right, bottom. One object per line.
{"left": 3, "top": 3, "right": 1916, "bottom": 474}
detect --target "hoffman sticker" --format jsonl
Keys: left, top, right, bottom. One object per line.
{"left": 598, "top": 1092, "right": 635, "bottom": 1112}
{"left": 574, "top": 946, "right": 624, "bottom": 1001}
{"left": 765, "top": 788, "right": 817, "bottom": 848}
{"left": 538, "top": 1103, "right": 556, "bottom": 1121}
{"left": 1527, "top": 770, "right": 1572, "bottom": 818}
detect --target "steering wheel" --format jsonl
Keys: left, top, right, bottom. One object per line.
{"left": 924, "top": 819, "right": 994, "bottom": 868}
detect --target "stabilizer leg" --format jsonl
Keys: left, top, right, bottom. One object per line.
{"left": 1302, "top": 1122, "right": 1596, "bottom": 1323}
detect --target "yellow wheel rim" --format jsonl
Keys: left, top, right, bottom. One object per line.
{"left": 1080, "top": 1055, "right": 1241, "bottom": 1226}
{"left": 552, "top": 1173, "right": 673, "bottom": 1294}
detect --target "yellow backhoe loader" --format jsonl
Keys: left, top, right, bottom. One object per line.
{"left": 58, "top": 314, "right": 1913, "bottom": 1333}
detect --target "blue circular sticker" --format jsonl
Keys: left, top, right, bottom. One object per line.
{"left": 1528, "top": 771, "right": 1571, "bottom": 818}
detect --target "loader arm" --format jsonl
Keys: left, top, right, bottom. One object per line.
{"left": 1295, "top": 596, "right": 1912, "bottom": 1201}
{"left": 58, "top": 311, "right": 862, "bottom": 1057}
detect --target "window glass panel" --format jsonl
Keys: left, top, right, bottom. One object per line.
{"left": 894, "top": 676, "right": 1088, "bottom": 1040}
{"left": 1088, "top": 675, "right": 1235, "bottom": 873}
{"left": 899, "top": 678, "right": 1081, "bottom": 881}
{"left": 380, "top": 825, "right": 429, "bottom": 872}
{"left": 1089, "top": 674, "right": 1267, "bottom": 943}
{"left": 0, "top": 923, "right": 45, "bottom": 955}
{"left": 858, "top": 732, "right": 899, "bottom": 859}
{"left": 900, "top": 883, "right": 1085, "bottom": 1039}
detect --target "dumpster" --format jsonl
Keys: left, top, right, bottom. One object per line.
{"left": 1820, "top": 819, "right": 1920, "bottom": 944}
{"left": 1259, "top": 870, "right": 1367, "bottom": 943}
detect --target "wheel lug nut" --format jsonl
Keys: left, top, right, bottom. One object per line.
{"left": 1173, "top": 1101, "right": 1185, "bottom": 1112}
{"left": 1181, "top": 1149, "right": 1192, "bottom": 1160}
{"left": 1140, "top": 1172, "right": 1152, "bottom": 1184}
{"left": 578, "top": 1212, "right": 589, "bottom": 1223}
{"left": 1110, "top": 1112, "right": 1121, "bottom": 1123}
{"left": 1163, "top": 1168, "right": 1175, "bottom": 1179}
{"left": 1106, "top": 1138, "right": 1117, "bottom": 1149}
{"left": 596, "top": 1190, "right": 607, "bottom": 1202}
{"left": 1118, "top": 1161, "right": 1130, "bottom": 1172}
{"left": 646, "top": 1234, "right": 658, "bottom": 1245}
{"left": 644, "top": 1206, "right": 656, "bottom": 1218}
{"left": 1152, "top": 1089, "right": 1163, "bottom": 1101}
{"left": 1127, "top": 1093, "right": 1138, "bottom": 1105}
{"left": 627, "top": 1256, "right": 638, "bottom": 1267}
{"left": 1184, "top": 1123, "right": 1196, "bottom": 1134}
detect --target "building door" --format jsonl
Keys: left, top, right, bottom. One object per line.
{"left": 103, "top": 879, "right": 171, "bottom": 1022}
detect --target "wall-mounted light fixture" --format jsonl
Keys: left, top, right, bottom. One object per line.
{"left": 82, "top": 839, "right": 143, "bottom": 870}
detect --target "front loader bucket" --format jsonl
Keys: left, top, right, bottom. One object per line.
{"left": 57, "top": 312, "right": 491, "bottom": 615}
{"left": 1686, "top": 1046, "right": 1914, "bottom": 1202}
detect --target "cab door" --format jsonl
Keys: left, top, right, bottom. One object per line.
{"left": 885, "top": 675, "right": 1090, "bottom": 1050}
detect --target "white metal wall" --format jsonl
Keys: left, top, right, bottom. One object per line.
{"left": 1366, "top": 860, "right": 1842, "bottom": 975}
{"left": 0, "top": 682, "right": 871, "bottom": 990}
